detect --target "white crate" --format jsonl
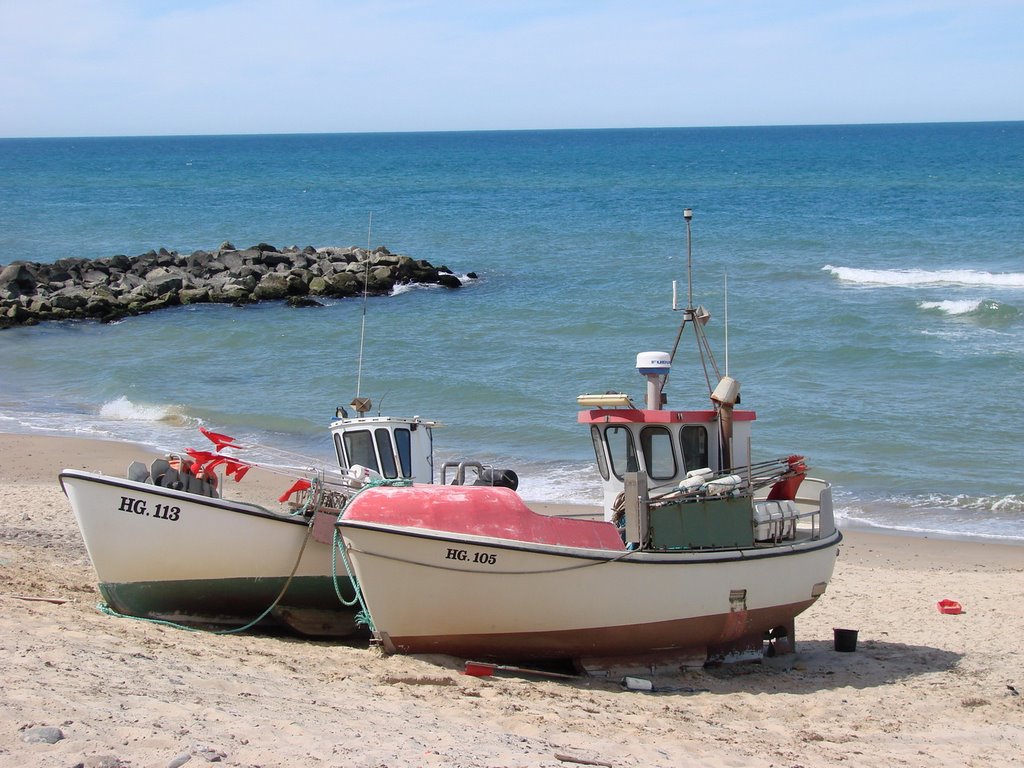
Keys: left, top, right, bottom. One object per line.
{"left": 753, "top": 500, "right": 798, "bottom": 542}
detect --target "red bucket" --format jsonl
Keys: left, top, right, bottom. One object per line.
{"left": 937, "top": 599, "right": 963, "bottom": 615}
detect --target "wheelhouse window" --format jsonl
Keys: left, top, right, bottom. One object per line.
{"left": 333, "top": 432, "right": 345, "bottom": 468}
{"left": 590, "top": 426, "right": 609, "bottom": 480}
{"left": 339, "top": 429, "right": 379, "bottom": 474}
{"left": 394, "top": 428, "right": 413, "bottom": 478}
{"left": 640, "top": 426, "right": 677, "bottom": 480}
{"left": 680, "top": 425, "right": 709, "bottom": 471}
{"left": 374, "top": 428, "right": 398, "bottom": 478}
{"left": 605, "top": 425, "right": 639, "bottom": 479}
{"left": 335, "top": 426, "right": 413, "bottom": 479}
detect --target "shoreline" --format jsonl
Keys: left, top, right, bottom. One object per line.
{"left": 5, "top": 431, "right": 1022, "bottom": 552}
{"left": 2, "top": 432, "right": 1022, "bottom": 766}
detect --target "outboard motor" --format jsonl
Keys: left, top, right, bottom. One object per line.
{"left": 473, "top": 468, "right": 519, "bottom": 491}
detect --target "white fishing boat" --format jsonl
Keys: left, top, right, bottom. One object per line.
{"left": 61, "top": 220, "right": 521, "bottom": 638}
{"left": 60, "top": 409, "right": 515, "bottom": 636}
{"left": 337, "top": 210, "right": 842, "bottom": 668}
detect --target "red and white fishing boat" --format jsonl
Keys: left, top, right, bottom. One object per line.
{"left": 337, "top": 210, "right": 841, "bottom": 668}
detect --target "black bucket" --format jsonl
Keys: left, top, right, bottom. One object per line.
{"left": 833, "top": 628, "right": 858, "bottom": 652}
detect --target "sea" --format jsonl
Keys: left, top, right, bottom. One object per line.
{"left": 1, "top": 123, "right": 1022, "bottom": 543}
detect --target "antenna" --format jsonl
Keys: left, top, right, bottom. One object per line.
{"left": 666, "top": 207, "right": 725, "bottom": 399}
{"left": 667, "top": 207, "right": 696, "bottom": 366}
{"left": 683, "top": 208, "right": 693, "bottom": 309}
{"left": 354, "top": 212, "right": 372, "bottom": 399}
{"left": 724, "top": 271, "right": 729, "bottom": 376}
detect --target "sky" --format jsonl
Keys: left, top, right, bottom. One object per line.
{"left": 1, "top": 0, "right": 1021, "bottom": 138}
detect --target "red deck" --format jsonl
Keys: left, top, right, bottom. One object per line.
{"left": 343, "top": 485, "right": 625, "bottom": 551}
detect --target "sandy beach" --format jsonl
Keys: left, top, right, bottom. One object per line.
{"left": 1, "top": 433, "right": 1021, "bottom": 768}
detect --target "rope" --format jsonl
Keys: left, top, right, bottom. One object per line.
{"left": 95, "top": 477, "right": 347, "bottom": 634}
{"left": 342, "top": 542, "right": 639, "bottom": 576}
{"left": 96, "top": 509, "right": 318, "bottom": 634}
{"left": 332, "top": 526, "right": 376, "bottom": 631}
{"left": 330, "top": 527, "right": 362, "bottom": 609}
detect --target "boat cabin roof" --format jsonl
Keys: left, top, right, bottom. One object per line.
{"left": 577, "top": 408, "right": 756, "bottom": 425}
{"left": 329, "top": 415, "right": 440, "bottom": 430}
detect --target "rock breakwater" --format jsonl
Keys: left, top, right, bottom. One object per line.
{"left": 0, "top": 243, "right": 470, "bottom": 329}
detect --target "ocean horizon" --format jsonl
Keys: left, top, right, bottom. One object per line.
{"left": 2, "top": 122, "right": 1022, "bottom": 542}
{"left": 4, "top": 117, "right": 1019, "bottom": 141}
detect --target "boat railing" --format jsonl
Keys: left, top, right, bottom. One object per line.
{"left": 792, "top": 477, "right": 835, "bottom": 538}
{"left": 441, "top": 460, "right": 488, "bottom": 485}
{"left": 439, "top": 460, "right": 520, "bottom": 491}
{"left": 624, "top": 471, "right": 835, "bottom": 551}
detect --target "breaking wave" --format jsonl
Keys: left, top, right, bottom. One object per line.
{"left": 834, "top": 490, "right": 1024, "bottom": 542}
{"left": 823, "top": 266, "right": 1024, "bottom": 288}
{"left": 391, "top": 273, "right": 480, "bottom": 296}
{"left": 917, "top": 298, "right": 1019, "bottom": 321}
{"left": 98, "top": 396, "right": 194, "bottom": 427}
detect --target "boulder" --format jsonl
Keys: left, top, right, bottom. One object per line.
{"left": 179, "top": 287, "right": 211, "bottom": 304}
{"left": 437, "top": 273, "right": 463, "bottom": 289}
{"left": 252, "top": 273, "right": 290, "bottom": 300}
{"left": 310, "top": 272, "right": 359, "bottom": 297}
{"left": 142, "top": 267, "right": 185, "bottom": 296}
{"left": 0, "top": 262, "right": 38, "bottom": 297}
{"left": 287, "top": 296, "right": 323, "bottom": 308}
{"left": 214, "top": 275, "right": 258, "bottom": 302}
{"left": 49, "top": 286, "right": 91, "bottom": 311}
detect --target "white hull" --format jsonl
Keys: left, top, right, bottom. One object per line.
{"left": 60, "top": 470, "right": 361, "bottom": 636}
{"left": 338, "top": 486, "right": 840, "bottom": 662}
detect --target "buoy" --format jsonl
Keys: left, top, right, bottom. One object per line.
{"left": 678, "top": 475, "right": 705, "bottom": 491}
{"left": 705, "top": 474, "right": 743, "bottom": 493}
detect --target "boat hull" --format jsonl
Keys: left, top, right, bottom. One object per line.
{"left": 339, "top": 514, "right": 840, "bottom": 663}
{"left": 60, "top": 470, "right": 363, "bottom": 637}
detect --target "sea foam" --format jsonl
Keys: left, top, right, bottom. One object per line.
{"left": 823, "top": 266, "right": 1024, "bottom": 288}
{"left": 390, "top": 273, "right": 480, "bottom": 297}
{"left": 99, "top": 396, "right": 192, "bottom": 426}
{"left": 918, "top": 299, "right": 985, "bottom": 315}
{"left": 917, "top": 298, "right": 1019, "bottom": 324}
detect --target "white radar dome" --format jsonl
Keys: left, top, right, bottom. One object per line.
{"left": 636, "top": 351, "right": 671, "bottom": 376}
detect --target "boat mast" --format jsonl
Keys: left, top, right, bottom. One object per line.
{"left": 685, "top": 207, "right": 694, "bottom": 309}
{"left": 666, "top": 208, "right": 720, "bottom": 397}
{"left": 666, "top": 208, "right": 740, "bottom": 469}
{"left": 352, "top": 213, "right": 373, "bottom": 415}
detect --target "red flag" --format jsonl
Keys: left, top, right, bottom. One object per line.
{"left": 216, "top": 457, "right": 252, "bottom": 482}
{"left": 278, "top": 478, "right": 311, "bottom": 503}
{"left": 200, "top": 426, "right": 244, "bottom": 452}
{"left": 185, "top": 448, "right": 219, "bottom": 474}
